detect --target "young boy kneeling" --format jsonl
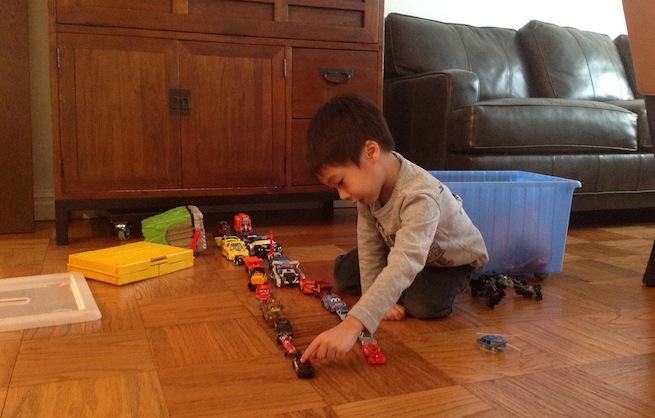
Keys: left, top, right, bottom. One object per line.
{"left": 301, "top": 95, "right": 488, "bottom": 362}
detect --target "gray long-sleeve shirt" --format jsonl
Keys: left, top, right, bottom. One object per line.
{"left": 347, "top": 153, "right": 488, "bottom": 333}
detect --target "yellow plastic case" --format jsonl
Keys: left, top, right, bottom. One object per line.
{"left": 68, "top": 241, "right": 194, "bottom": 285}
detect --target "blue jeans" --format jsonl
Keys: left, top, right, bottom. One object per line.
{"left": 333, "top": 247, "right": 473, "bottom": 319}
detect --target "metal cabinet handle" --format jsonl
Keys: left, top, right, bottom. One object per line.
{"left": 320, "top": 68, "right": 353, "bottom": 84}
{"left": 169, "top": 89, "right": 191, "bottom": 115}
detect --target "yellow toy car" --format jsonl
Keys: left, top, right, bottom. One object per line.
{"left": 221, "top": 237, "right": 248, "bottom": 265}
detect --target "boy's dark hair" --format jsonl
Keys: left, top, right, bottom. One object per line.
{"left": 304, "top": 94, "right": 395, "bottom": 177}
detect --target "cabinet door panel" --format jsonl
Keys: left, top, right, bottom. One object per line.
{"left": 57, "top": 34, "right": 180, "bottom": 193}
{"left": 179, "top": 42, "right": 286, "bottom": 189}
{"left": 56, "top": 0, "right": 381, "bottom": 44}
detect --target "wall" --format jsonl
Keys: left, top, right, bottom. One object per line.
{"left": 385, "top": 0, "right": 627, "bottom": 38}
{"left": 27, "top": 1, "right": 629, "bottom": 220}
{"left": 28, "top": 0, "right": 54, "bottom": 221}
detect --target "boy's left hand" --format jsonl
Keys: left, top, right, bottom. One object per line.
{"left": 383, "top": 303, "right": 406, "bottom": 321}
{"left": 300, "top": 316, "right": 364, "bottom": 362}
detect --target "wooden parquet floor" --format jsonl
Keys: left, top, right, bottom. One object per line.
{"left": 1, "top": 207, "right": 654, "bottom": 417}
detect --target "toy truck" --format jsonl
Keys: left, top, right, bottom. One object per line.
{"left": 261, "top": 296, "right": 284, "bottom": 326}
{"left": 244, "top": 256, "right": 267, "bottom": 291}
{"left": 233, "top": 212, "right": 255, "bottom": 241}
{"left": 270, "top": 257, "right": 302, "bottom": 287}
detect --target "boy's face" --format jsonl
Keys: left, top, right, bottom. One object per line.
{"left": 317, "top": 148, "right": 382, "bottom": 205}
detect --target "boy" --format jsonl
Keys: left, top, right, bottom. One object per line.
{"left": 300, "top": 95, "right": 488, "bottom": 363}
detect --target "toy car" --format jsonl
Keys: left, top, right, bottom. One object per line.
{"left": 249, "top": 237, "right": 283, "bottom": 260}
{"left": 221, "top": 237, "right": 249, "bottom": 265}
{"left": 361, "top": 343, "right": 387, "bottom": 365}
{"left": 233, "top": 212, "right": 254, "bottom": 241}
{"left": 312, "top": 280, "right": 333, "bottom": 298}
{"left": 275, "top": 318, "right": 297, "bottom": 356}
{"left": 291, "top": 352, "right": 315, "bottom": 379}
{"left": 213, "top": 221, "right": 234, "bottom": 239}
{"left": 215, "top": 234, "right": 239, "bottom": 248}
{"left": 270, "top": 257, "right": 301, "bottom": 287}
{"left": 335, "top": 306, "right": 349, "bottom": 321}
{"left": 261, "top": 296, "right": 284, "bottom": 326}
{"left": 299, "top": 277, "right": 316, "bottom": 295}
{"left": 476, "top": 335, "right": 507, "bottom": 352}
{"left": 321, "top": 292, "right": 347, "bottom": 312}
{"left": 255, "top": 283, "right": 271, "bottom": 304}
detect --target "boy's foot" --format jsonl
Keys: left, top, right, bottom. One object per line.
{"left": 383, "top": 304, "right": 406, "bottom": 321}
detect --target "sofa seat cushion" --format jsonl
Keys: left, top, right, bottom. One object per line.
{"left": 448, "top": 98, "right": 638, "bottom": 153}
{"left": 445, "top": 153, "right": 655, "bottom": 196}
{"left": 608, "top": 99, "right": 651, "bottom": 150}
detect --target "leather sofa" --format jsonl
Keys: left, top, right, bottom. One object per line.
{"left": 383, "top": 13, "right": 655, "bottom": 211}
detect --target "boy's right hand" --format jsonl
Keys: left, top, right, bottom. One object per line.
{"left": 300, "top": 315, "right": 364, "bottom": 362}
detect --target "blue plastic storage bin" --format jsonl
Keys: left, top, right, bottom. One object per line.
{"left": 430, "top": 171, "right": 581, "bottom": 275}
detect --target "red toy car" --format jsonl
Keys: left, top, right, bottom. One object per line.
{"left": 255, "top": 283, "right": 272, "bottom": 304}
{"left": 312, "top": 280, "right": 333, "bottom": 298}
{"left": 299, "top": 277, "right": 316, "bottom": 295}
{"left": 362, "top": 343, "right": 387, "bottom": 365}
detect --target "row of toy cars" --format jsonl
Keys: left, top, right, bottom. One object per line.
{"left": 214, "top": 213, "right": 386, "bottom": 378}
{"left": 215, "top": 213, "right": 315, "bottom": 378}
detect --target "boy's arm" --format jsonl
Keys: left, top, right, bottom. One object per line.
{"left": 356, "top": 204, "right": 387, "bottom": 293}
{"left": 349, "top": 196, "right": 441, "bottom": 333}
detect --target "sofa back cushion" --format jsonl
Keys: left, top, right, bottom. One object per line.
{"left": 518, "top": 20, "right": 634, "bottom": 101}
{"left": 384, "top": 13, "right": 530, "bottom": 100}
{"left": 613, "top": 34, "right": 642, "bottom": 99}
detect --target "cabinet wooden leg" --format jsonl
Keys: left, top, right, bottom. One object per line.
{"left": 55, "top": 201, "right": 70, "bottom": 245}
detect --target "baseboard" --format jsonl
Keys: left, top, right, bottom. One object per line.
{"left": 34, "top": 187, "right": 55, "bottom": 221}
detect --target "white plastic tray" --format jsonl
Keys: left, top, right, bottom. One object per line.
{"left": 0, "top": 272, "right": 101, "bottom": 332}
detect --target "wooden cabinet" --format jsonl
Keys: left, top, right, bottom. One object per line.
{"left": 49, "top": 0, "right": 383, "bottom": 243}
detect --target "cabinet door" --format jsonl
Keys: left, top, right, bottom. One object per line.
{"left": 56, "top": 34, "right": 181, "bottom": 194}
{"left": 179, "top": 42, "right": 286, "bottom": 189}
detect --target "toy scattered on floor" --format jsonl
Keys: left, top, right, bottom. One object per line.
{"left": 470, "top": 271, "right": 543, "bottom": 309}
{"left": 476, "top": 335, "right": 507, "bottom": 352}
{"left": 141, "top": 205, "right": 207, "bottom": 252}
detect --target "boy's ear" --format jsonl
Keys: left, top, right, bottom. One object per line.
{"left": 364, "top": 140, "right": 380, "bottom": 162}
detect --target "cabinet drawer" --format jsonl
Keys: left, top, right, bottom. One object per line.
{"left": 292, "top": 48, "right": 379, "bottom": 119}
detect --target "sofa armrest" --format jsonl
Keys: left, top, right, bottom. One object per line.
{"left": 383, "top": 70, "right": 479, "bottom": 169}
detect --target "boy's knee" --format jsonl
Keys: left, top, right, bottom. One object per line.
{"left": 333, "top": 248, "right": 362, "bottom": 295}
{"left": 404, "top": 302, "right": 453, "bottom": 320}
